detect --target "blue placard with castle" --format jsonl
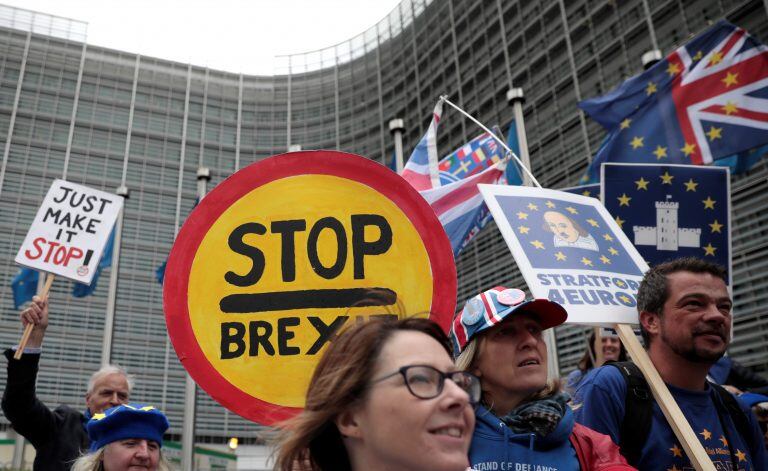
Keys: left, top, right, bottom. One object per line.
{"left": 601, "top": 163, "right": 731, "bottom": 286}
{"left": 479, "top": 184, "right": 649, "bottom": 326}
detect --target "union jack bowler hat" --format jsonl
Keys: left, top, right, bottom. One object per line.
{"left": 450, "top": 286, "right": 567, "bottom": 357}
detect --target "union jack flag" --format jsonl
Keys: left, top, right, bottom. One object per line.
{"left": 580, "top": 21, "right": 768, "bottom": 183}
{"left": 401, "top": 99, "right": 509, "bottom": 256}
{"left": 401, "top": 101, "right": 443, "bottom": 190}
{"left": 420, "top": 163, "right": 506, "bottom": 257}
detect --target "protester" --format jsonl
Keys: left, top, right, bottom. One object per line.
{"left": 574, "top": 257, "right": 768, "bottom": 469}
{"left": 709, "top": 355, "right": 768, "bottom": 396}
{"left": 565, "top": 329, "right": 627, "bottom": 395}
{"left": 2, "top": 296, "right": 133, "bottom": 471}
{"left": 736, "top": 393, "right": 768, "bottom": 451}
{"left": 274, "top": 317, "right": 478, "bottom": 471}
{"left": 452, "top": 286, "right": 634, "bottom": 470}
{"left": 72, "top": 403, "right": 171, "bottom": 471}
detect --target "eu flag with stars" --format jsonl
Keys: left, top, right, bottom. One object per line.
{"left": 561, "top": 183, "right": 601, "bottom": 200}
{"left": 580, "top": 21, "right": 768, "bottom": 183}
{"left": 11, "top": 267, "right": 39, "bottom": 309}
{"left": 601, "top": 163, "right": 731, "bottom": 284}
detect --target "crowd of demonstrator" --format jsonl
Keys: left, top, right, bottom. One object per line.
{"left": 4, "top": 257, "right": 768, "bottom": 471}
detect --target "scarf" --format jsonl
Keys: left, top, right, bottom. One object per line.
{"left": 498, "top": 391, "right": 570, "bottom": 437}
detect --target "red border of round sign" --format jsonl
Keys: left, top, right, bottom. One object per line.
{"left": 163, "top": 151, "right": 457, "bottom": 425}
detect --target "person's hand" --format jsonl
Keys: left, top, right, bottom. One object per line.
{"left": 20, "top": 295, "right": 48, "bottom": 348}
{"left": 722, "top": 384, "right": 743, "bottom": 395}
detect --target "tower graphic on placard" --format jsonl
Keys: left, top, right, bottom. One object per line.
{"left": 633, "top": 196, "right": 700, "bottom": 251}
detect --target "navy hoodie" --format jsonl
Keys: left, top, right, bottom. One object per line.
{"left": 469, "top": 404, "right": 580, "bottom": 471}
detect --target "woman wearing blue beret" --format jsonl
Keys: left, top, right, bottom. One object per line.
{"left": 72, "top": 403, "right": 171, "bottom": 471}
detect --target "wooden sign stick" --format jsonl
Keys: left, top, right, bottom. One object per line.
{"left": 615, "top": 323, "right": 715, "bottom": 471}
{"left": 14, "top": 273, "right": 55, "bottom": 360}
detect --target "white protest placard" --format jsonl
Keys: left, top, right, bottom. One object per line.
{"left": 479, "top": 184, "right": 649, "bottom": 325}
{"left": 15, "top": 179, "right": 123, "bottom": 284}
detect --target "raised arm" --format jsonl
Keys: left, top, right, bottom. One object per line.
{"left": 2, "top": 296, "right": 56, "bottom": 447}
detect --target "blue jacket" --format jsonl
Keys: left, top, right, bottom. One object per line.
{"left": 469, "top": 404, "right": 634, "bottom": 471}
{"left": 469, "top": 405, "right": 580, "bottom": 470}
{"left": 574, "top": 365, "right": 768, "bottom": 470}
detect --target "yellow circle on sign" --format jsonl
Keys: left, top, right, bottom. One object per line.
{"left": 187, "top": 174, "right": 432, "bottom": 407}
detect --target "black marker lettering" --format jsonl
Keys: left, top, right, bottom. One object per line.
{"left": 225, "top": 222, "right": 266, "bottom": 287}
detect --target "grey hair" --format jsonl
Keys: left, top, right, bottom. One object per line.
{"left": 87, "top": 365, "right": 135, "bottom": 395}
{"left": 71, "top": 447, "right": 174, "bottom": 471}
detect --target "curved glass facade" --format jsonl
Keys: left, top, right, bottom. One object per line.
{"left": 0, "top": 0, "right": 767, "bottom": 445}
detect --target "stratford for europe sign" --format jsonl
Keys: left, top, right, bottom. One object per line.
{"left": 479, "top": 184, "right": 649, "bottom": 326}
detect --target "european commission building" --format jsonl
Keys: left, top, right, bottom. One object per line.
{"left": 1, "top": 0, "right": 767, "bottom": 450}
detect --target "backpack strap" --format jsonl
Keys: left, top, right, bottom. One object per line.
{"left": 607, "top": 361, "right": 653, "bottom": 466}
{"left": 710, "top": 383, "right": 753, "bottom": 453}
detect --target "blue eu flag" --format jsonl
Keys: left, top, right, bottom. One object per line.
{"left": 580, "top": 21, "right": 768, "bottom": 183}
{"left": 602, "top": 163, "right": 730, "bottom": 283}
{"left": 11, "top": 268, "right": 39, "bottom": 309}
{"left": 561, "top": 184, "right": 601, "bottom": 200}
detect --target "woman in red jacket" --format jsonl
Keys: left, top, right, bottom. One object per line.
{"left": 452, "top": 286, "right": 636, "bottom": 470}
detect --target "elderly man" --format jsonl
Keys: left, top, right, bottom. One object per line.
{"left": 573, "top": 257, "right": 768, "bottom": 470}
{"left": 2, "top": 296, "right": 132, "bottom": 471}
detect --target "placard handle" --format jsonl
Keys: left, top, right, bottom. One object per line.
{"left": 14, "top": 273, "right": 54, "bottom": 360}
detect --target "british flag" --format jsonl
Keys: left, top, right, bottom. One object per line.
{"left": 401, "top": 100, "right": 443, "bottom": 191}
{"left": 580, "top": 21, "right": 768, "bottom": 183}
{"left": 401, "top": 99, "right": 508, "bottom": 256}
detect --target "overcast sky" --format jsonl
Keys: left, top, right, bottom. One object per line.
{"left": 3, "top": 0, "right": 401, "bottom": 75}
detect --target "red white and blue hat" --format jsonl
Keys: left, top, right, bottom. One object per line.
{"left": 450, "top": 286, "right": 567, "bottom": 357}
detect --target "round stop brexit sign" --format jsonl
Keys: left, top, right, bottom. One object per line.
{"left": 164, "top": 151, "right": 457, "bottom": 425}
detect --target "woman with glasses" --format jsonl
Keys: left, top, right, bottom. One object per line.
{"left": 452, "top": 286, "right": 635, "bottom": 470}
{"left": 275, "top": 317, "right": 479, "bottom": 471}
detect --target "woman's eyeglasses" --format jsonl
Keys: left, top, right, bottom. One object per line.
{"left": 371, "top": 364, "right": 481, "bottom": 404}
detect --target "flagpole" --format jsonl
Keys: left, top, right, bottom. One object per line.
{"left": 101, "top": 55, "right": 140, "bottom": 366}
{"left": 11, "top": 428, "right": 25, "bottom": 469}
{"left": 179, "top": 62, "right": 199, "bottom": 471}
{"left": 101, "top": 186, "right": 129, "bottom": 366}
{"left": 506, "top": 88, "right": 532, "bottom": 187}
{"left": 640, "top": 0, "right": 659, "bottom": 52}
{"left": 389, "top": 119, "right": 405, "bottom": 172}
{"left": 506, "top": 87, "right": 560, "bottom": 377}
{"left": 181, "top": 167, "right": 209, "bottom": 471}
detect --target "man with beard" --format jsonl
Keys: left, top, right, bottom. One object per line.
{"left": 573, "top": 257, "right": 768, "bottom": 470}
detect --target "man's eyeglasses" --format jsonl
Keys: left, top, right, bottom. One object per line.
{"left": 371, "top": 364, "right": 481, "bottom": 404}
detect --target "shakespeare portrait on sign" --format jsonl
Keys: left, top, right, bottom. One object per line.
{"left": 542, "top": 210, "right": 599, "bottom": 251}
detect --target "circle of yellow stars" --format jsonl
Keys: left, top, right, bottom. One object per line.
{"left": 610, "top": 170, "right": 723, "bottom": 259}
{"left": 515, "top": 199, "right": 622, "bottom": 265}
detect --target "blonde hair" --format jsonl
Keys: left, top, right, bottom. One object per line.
{"left": 71, "top": 447, "right": 174, "bottom": 471}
